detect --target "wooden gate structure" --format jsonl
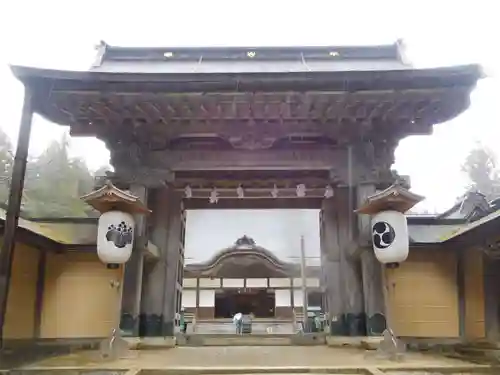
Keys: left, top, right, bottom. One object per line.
{"left": 1, "top": 40, "right": 482, "bottom": 341}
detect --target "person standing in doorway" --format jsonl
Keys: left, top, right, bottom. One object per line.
{"left": 180, "top": 307, "right": 187, "bottom": 334}
{"left": 233, "top": 312, "right": 243, "bottom": 334}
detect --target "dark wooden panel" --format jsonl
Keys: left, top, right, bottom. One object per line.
{"left": 197, "top": 307, "right": 214, "bottom": 320}
{"left": 275, "top": 306, "right": 293, "bottom": 319}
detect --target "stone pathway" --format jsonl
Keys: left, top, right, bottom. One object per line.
{"left": 19, "top": 346, "right": 493, "bottom": 373}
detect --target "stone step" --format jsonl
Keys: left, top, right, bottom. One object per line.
{"left": 192, "top": 322, "right": 296, "bottom": 334}
{"left": 176, "top": 333, "right": 326, "bottom": 347}
{"left": 181, "top": 336, "right": 293, "bottom": 347}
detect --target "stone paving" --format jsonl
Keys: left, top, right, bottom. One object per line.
{"left": 19, "top": 346, "right": 493, "bottom": 373}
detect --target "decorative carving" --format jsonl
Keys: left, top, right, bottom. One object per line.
{"left": 107, "top": 126, "right": 402, "bottom": 188}
{"left": 110, "top": 142, "right": 399, "bottom": 187}
{"left": 235, "top": 235, "right": 256, "bottom": 247}
{"left": 111, "top": 166, "right": 172, "bottom": 187}
{"left": 108, "top": 139, "right": 145, "bottom": 168}
{"left": 228, "top": 133, "right": 276, "bottom": 150}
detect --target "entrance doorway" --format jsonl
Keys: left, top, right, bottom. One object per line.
{"left": 214, "top": 289, "right": 275, "bottom": 318}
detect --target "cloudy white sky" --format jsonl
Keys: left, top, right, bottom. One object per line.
{"left": 0, "top": 0, "right": 498, "bottom": 213}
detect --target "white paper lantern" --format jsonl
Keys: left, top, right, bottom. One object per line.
{"left": 371, "top": 210, "right": 409, "bottom": 264}
{"left": 97, "top": 210, "right": 135, "bottom": 265}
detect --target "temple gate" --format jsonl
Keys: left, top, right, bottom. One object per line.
{"left": 1, "top": 40, "right": 481, "bottom": 340}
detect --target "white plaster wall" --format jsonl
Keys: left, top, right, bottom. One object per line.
{"left": 293, "top": 277, "right": 320, "bottom": 287}
{"left": 199, "top": 290, "right": 215, "bottom": 307}
{"left": 182, "top": 290, "right": 197, "bottom": 308}
{"left": 293, "top": 289, "right": 304, "bottom": 307}
{"left": 185, "top": 209, "right": 320, "bottom": 265}
{"left": 246, "top": 278, "right": 267, "bottom": 288}
{"left": 199, "top": 278, "right": 221, "bottom": 288}
{"left": 275, "top": 289, "right": 291, "bottom": 307}
{"left": 269, "top": 278, "right": 291, "bottom": 287}
{"left": 222, "top": 278, "right": 244, "bottom": 288}
{"left": 183, "top": 278, "right": 197, "bottom": 288}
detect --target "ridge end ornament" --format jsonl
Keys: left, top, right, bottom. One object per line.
{"left": 184, "top": 185, "right": 193, "bottom": 199}
{"left": 324, "top": 185, "right": 334, "bottom": 199}
{"left": 209, "top": 187, "right": 219, "bottom": 204}
{"left": 237, "top": 185, "right": 245, "bottom": 199}
{"left": 296, "top": 184, "right": 306, "bottom": 198}
{"left": 271, "top": 184, "right": 279, "bottom": 198}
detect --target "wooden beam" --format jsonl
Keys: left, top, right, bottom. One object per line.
{"left": 70, "top": 118, "right": 338, "bottom": 138}
{"left": 150, "top": 149, "right": 342, "bottom": 171}
{"left": 0, "top": 88, "right": 34, "bottom": 348}
{"left": 52, "top": 88, "right": 467, "bottom": 141}
{"left": 177, "top": 187, "right": 332, "bottom": 199}
{"left": 184, "top": 197, "right": 323, "bottom": 210}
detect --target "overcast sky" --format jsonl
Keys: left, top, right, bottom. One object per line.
{"left": 185, "top": 209, "right": 321, "bottom": 264}
{"left": 0, "top": 0, "right": 498, "bottom": 213}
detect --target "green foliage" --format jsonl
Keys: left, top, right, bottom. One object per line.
{"left": 0, "top": 129, "right": 108, "bottom": 218}
{"left": 0, "top": 129, "right": 13, "bottom": 205}
{"left": 462, "top": 145, "right": 500, "bottom": 201}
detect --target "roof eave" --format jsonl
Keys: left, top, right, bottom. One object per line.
{"left": 10, "top": 63, "right": 485, "bottom": 88}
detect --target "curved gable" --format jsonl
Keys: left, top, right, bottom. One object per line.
{"left": 185, "top": 236, "right": 298, "bottom": 278}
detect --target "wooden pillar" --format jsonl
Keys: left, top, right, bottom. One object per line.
{"left": 140, "top": 188, "right": 169, "bottom": 336}
{"left": 338, "top": 188, "right": 365, "bottom": 336}
{"left": 119, "top": 184, "right": 147, "bottom": 337}
{"left": 321, "top": 189, "right": 364, "bottom": 336}
{"left": 483, "top": 254, "right": 499, "bottom": 343}
{"left": 357, "top": 184, "right": 386, "bottom": 336}
{"left": 320, "top": 198, "right": 343, "bottom": 333}
{"left": 0, "top": 88, "right": 34, "bottom": 347}
{"left": 161, "top": 190, "right": 183, "bottom": 336}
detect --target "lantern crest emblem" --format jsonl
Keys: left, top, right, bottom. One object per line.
{"left": 372, "top": 221, "right": 396, "bottom": 249}
{"left": 106, "top": 221, "right": 134, "bottom": 248}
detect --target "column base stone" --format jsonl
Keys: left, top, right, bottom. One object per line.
{"left": 139, "top": 314, "right": 175, "bottom": 337}
{"left": 366, "top": 313, "right": 387, "bottom": 336}
{"left": 120, "top": 313, "right": 139, "bottom": 337}
{"left": 330, "top": 313, "right": 367, "bottom": 336}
